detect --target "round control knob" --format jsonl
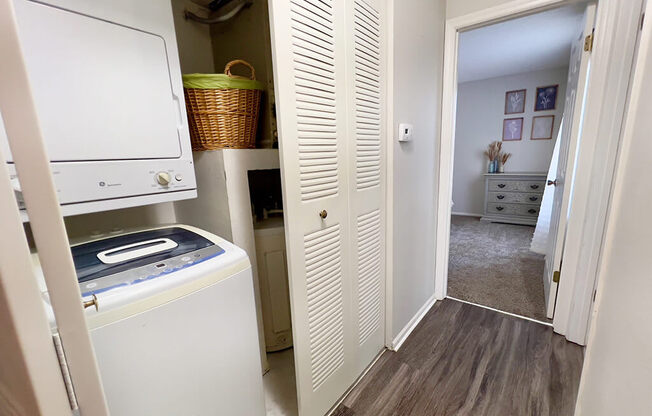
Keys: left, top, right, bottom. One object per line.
{"left": 156, "top": 171, "right": 171, "bottom": 186}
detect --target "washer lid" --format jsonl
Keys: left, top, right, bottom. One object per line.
{"left": 73, "top": 227, "right": 216, "bottom": 283}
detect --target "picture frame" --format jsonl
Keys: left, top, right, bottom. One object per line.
{"left": 502, "top": 117, "right": 523, "bottom": 141}
{"left": 504, "top": 89, "right": 526, "bottom": 114}
{"left": 534, "top": 84, "right": 558, "bottom": 111}
{"left": 531, "top": 115, "right": 555, "bottom": 140}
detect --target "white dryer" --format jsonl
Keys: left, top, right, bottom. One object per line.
{"left": 37, "top": 225, "right": 266, "bottom": 415}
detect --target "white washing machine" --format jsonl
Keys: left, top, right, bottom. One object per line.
{"left": 37, "top": 225, "right": 266, "bottom": 415}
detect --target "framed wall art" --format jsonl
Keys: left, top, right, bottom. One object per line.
{"left": 531, "top": 115, "right": 555, "bottom": 140}
{"left": 502, "top": 117, "right": 523, "bottom": 141}
{"left": 534, "top": 85, "right": 558, "bottom": 111}
{"left": 505, "top": 89, "right": 526, "bottom": 114}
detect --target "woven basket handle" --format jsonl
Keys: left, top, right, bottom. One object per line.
{"left": 224, "top": 59, "right": 256, "bottom": 80}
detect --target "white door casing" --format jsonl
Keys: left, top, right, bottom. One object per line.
{"left": 268, "top": 0, "right": 386, "bottom": 415}
{"left": 0, "top": 143, "right": 72, "bottom": 416}
{"left": 0, "top": 0, "right": 110, "bottom": 413}
{"left": 544, "top": 4, "right": 596, "bottom": 318}
{"left": 437, "top": 0, "right": 643, "bottom": 346}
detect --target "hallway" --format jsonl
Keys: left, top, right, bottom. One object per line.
{"left": 336, "top": 299, "right": 584, "bottom": 416}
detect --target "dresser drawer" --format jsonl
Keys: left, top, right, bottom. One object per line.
{"left": 487, "top": 203, "right": 540, "bottom": 217}
{"left": 488, "top": 179, "right": 546, "bottom": 193}
{"left": 488, "top": 192, "right": 542, "bottom": 204}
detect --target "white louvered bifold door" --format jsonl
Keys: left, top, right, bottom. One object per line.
{"left": 269, "top": 1, "right": 355, "bottom": 415}
{"left": 269, "top": 0, "right": 385, "bottom": 414}
{"left": 344, "top": 0, "right": 386, "bottom": 376}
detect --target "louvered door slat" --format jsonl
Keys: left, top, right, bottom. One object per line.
{"left": 291, "top": 0, "right": 340, "bottom": 202}
{"left": 344, "top": 0, "right": 385, "bottom": 380}
{"left": 356, "top": 209, "right": 381, "bottom": 344}
{"left": 304, "top": 223, "right": 344, "bottom": 391}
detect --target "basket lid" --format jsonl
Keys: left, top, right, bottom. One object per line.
{"left": 183, "top": 73, "right": 264, "bottom": 90}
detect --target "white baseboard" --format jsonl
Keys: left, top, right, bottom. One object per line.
{"left": 451, "top": 211, "right": 482, "bottom": 217}
{"left": 390, "top": 293, "right": 437, "bottom": 351}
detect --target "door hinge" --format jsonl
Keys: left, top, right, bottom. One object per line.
{"left": 52, "top": 333, "right": 79, "bottom": 411}
{"left": 641, "top": 12, "right": 645, "bottom": 31}
{"left": 584, "top": 31, "right": 594, "bottom": 52}
{"left": 553, "top": 270, "right": 561, "bottom": 283}
{"left": 593, "top": 289, "right": 597, "bottom": 303}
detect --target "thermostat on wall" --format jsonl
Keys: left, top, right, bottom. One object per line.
{"left": 398, "top": 123, "right": 413, "bottom": 142}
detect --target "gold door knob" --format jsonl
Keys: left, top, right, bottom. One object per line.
{"left": 83, "top": 294, "right": 99, "bottom": 311}
{"left": 319, "top": 210, "right": 328, "bottom": 219}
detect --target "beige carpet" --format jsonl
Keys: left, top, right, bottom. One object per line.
{"left": 447, "top": 215, "right": 550, "bottom": 322}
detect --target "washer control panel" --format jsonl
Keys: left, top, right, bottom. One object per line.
{"left": 80, "top": 245, "right": 224, "bottom": 297}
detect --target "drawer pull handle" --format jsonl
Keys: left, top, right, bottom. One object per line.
{"left": 319, "top": 210, "right": 328, "bottom": 219}
{"left": 529, "top": 196, "right": 538, "bottom": 201}
{"left": 530, "top": 184, "right": 540, "bottom": 190}
{"left": 528, "top": 209, "right": 537, "bottom": 214}
{"left": 497, "top": 195, "right": 505, "bottom": 200}
{"left": 496, "top": 206, "right": 504, "bottom": 211}
{"left": 497, "top": 184, "right": 506, "bottom": 188}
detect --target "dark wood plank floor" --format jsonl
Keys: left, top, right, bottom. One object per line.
{"left": 337, "top": 299, "right": 584, "bottom": 416}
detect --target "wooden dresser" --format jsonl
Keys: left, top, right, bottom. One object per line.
{"left": 480, "top": 172, "right": 547, "bottom": 226}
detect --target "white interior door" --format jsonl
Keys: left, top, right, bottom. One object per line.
{"left": 269, "top": 1, "right": 356, "bottom": 415}
{"left": 269, "top": 0, "right": 386, "bottom": 414}
{"left": 345, "top": 0, "right": 386, "bottom": 375}
{"left": 544, "top": 4, "right": 596, "bottom": 318}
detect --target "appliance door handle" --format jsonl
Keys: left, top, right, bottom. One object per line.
{"left": 97, "top": 238, "right": 178, "bottom": 264}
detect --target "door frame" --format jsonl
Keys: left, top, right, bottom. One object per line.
{"left": 434, "top": 0, "right": 643, "bottom": 345}
{"left": 0, "top": 144, "right": 72, "bottom": 415}
{"left": 384, "top": 0, "right": 395, "bottom": 349}
{"left": 0, "top": 0, "right": 110, "bottom": 412}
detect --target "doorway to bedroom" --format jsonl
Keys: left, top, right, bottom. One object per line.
{"left": 447, "top": 3, "right": 593, "bottom": 323}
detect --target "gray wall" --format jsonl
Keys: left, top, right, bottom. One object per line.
{"left": 171, "top": 0, "right": 215, "bottom": 74}
{"left": 452, "top": 67, "right": 567, "bottom": 215}
{"left": 392, "top": 0, "right": 446, "bottom": 341}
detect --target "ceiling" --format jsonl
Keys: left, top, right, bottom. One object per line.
{"left": 457, "top": 4, "right": 586, "bottom": 83}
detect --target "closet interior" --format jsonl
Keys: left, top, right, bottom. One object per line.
{"left": 172, "top": 1, "right": 297, "bottom": 415}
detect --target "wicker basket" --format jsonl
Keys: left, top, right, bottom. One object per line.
{"left": 184, "top": 60, "right": 262, "bottom": 150}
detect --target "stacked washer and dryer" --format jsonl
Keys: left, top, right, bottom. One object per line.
{"left": 4, "top": 0, "right": 266, "bottom": 414}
